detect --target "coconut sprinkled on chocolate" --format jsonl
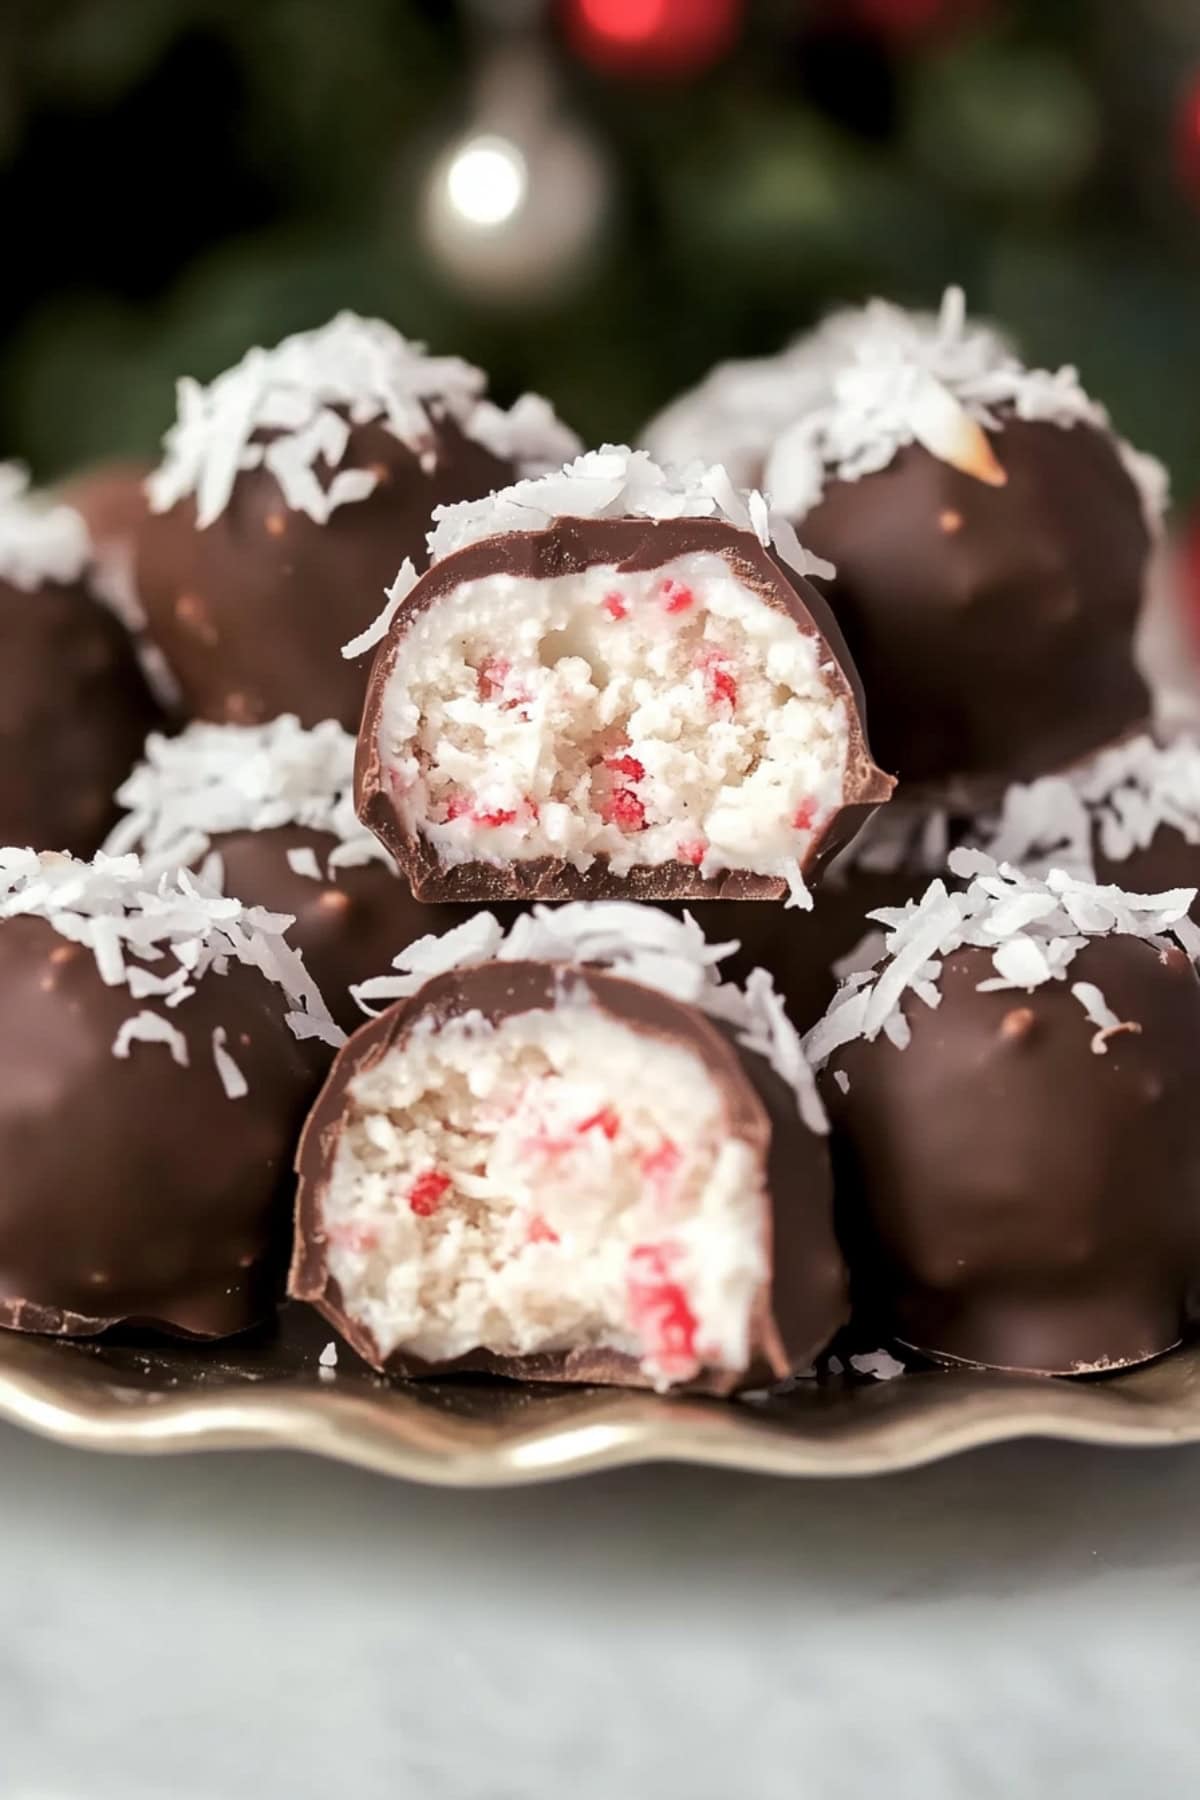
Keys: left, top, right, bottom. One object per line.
{"left": 804, "top": 848, "right": 1199, "bottom": 1069}
{"left": 765, "top": 288, "right": 1167, "bottom": 528}
{"left": 422, "top": 445, "right": 835, "bottom": 584}
{"left": 0, "top": 848, "right": 343, "bottom": 1063}
{"left": 106, "top": 715, "right": 395, "bottom": 881}
{"left": 352, "top": 900, "right": 828, "bottom": 1136}
{"left": 147, "top": 312, "right": 580, "bottom": 530}
{"left": 982, "top": 734, "right": 1200, "bottom": 882}
{"left": 0, "top": 465, "right": 91, "bottom": 591}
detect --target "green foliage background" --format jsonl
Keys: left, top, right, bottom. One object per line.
{"left": 1, "top": 0, "right": 1198, "bottom": 505}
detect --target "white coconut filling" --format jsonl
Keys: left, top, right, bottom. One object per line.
{"left": 321, "top": 997, "right": 766, "bottom": 1388}
{"left": 378, "top": 550, "right": 849, "bottom": 891}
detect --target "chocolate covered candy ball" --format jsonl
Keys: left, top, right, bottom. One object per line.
{"left": 108, "top": 714, "right": 481, "bottom": 1033}
{"left": 137, "top": 314, "right": 579, "bottom": 730}
{"left": 0, "top": 465, "right": 162, "bottom": 855}
{"left": 0, "top": 854, "right": 338, "bottom": 1339}
{"left": 815, "top": 861, "right": 1200, "bottom": 1374}
{"left": 357, "top": 449, "right": 893, "bottom": 904}
{"left": 798, "top": 418, "right": 1153, "bottom": 801}
{"left": 291, "top": 911, "right": 847, "bottom": 1392}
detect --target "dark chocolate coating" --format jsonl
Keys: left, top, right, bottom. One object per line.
{"left": 800, "top": 418, "right": 1152, "bottom": 804}
{"left": 291, "top": 961, "right": 848, "bottom": 1392}
{"left": 136, "top": 415, "right": 517, "bottom": 732}
{"left": 0, "top": 916, "right": 323, "bottom": 1339}
{"left": 823, "top": 937, "right": 1200, "bottom": 1374}
{"left": 57, "top": 460, "right": 152, "bottom": 560}
{"left": 357, "top": 513, "right": 894, "bottom": 902}
{"left": 1094, "top": 827, "right": 1200, "bottom": 923}
{"left": 0, "top": 574, "right": 163, "bottom": 856}
{"left": 210, "top": 824, "right": 476, "bottom": 1034}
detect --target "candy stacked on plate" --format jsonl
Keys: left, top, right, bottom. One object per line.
{"left": 1, "top": 291, "right": 1198, "bottom": 1392}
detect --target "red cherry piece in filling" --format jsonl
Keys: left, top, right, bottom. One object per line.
{"left": 602, "top": 788, "right": 646, "bottom": 831}
{"left": 408, "top": 1171, "right": 451, "bottom": 1217}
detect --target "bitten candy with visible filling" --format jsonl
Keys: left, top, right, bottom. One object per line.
{"left": 356, "top": 449, "right": 893, "bottom": 904}
{"left": 0, "top": 850, "right": 341, "bottom": 1339}
{"left": 290, "top": 906, "right": 848, "bottom": 1392}
{"left": 136, "top": 313, "right": 579, "bottom": 731}
{"left": 808, "top": 851, "right": 1200, "bottom": 1375}
{"left": 0, "top": 465, "right": 162, "bottom": 855}
{"left": 742, "top": 290, "right": 1166, "bottom": 802}
{"left": 106, "top": 714, "right": 469, "bottom": 1034}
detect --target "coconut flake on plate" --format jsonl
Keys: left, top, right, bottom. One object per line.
{"left": 0, "top": 848, "right": 343, "bottom": 1068}
{"left": 0, "top": 464, "right": 92, "bottom": 592}
{"left": 105, "top": 714, "right": 396, "bottom": 881}
{"left": 762, "top": 288, "right": 1167, "bottom": 532}
{"left": 351, "top": 900, "right": 828, "bottom": 1135}
{"left": 146, "top": 312, "right": 580, "bottom": 529}
{"left": 803, "top": 847, "right": 1196, "bottom": 1069}
{"left": 424, "top": 445, "right": 835, "bottom": 588}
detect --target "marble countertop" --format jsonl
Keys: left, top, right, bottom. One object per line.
{"left": 1, "top": 1425, "right": 1198, "bottom": 1800}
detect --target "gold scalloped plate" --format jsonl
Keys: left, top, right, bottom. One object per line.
{"left": 1, "top": 1308, "right": 1200, "bottom": 1484}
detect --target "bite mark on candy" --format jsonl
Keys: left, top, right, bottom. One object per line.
{"left": 627, "top": 1242, "right": 699, "bottom": 1374}
{"left": 408, "top": 1170, "right": 451, "bottom": 1217}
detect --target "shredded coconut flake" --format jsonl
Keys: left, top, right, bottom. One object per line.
{"left": 425, "top": 446, "right": 835, "bottom": 588}
{"left": 105, "top": 714, "right": 396, "bottom": 880}
{"left": 804, "top": 848, "right": 1196, "bottom": 1067}
{"left": 849, "top": 1348, "right": 906, "bottom": 1381}
{"left": 147, "top": 312, "right": 580, "bottom": 529}
{"left": 0, "top": 464, "right": 91, "bottom": 591}
{"left": 211, "top": 1025, "right": 249, "bottom": 1098}
{"left": 3, "top": 849, "right": 342, "bottom": 1074}
{"left": 351, "top": 901, "right": 827, "bottom": 1135}
{"left": 979, "top": 734, "right": 1200, "bottom": 889}
{"left": 340, "top": 558, "right": 419, "bottom": 660}
{"left": 763, "top": 288, "right": 1166, "bottom": 531}
{"left": 112, "top": 1010, "right": 190, "bottom": 1067}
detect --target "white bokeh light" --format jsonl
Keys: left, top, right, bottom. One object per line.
{"left": 444, "top": 134, "right": 528, "bottom": 228}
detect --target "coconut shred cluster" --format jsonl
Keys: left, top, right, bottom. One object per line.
{"left": 106, "top": 713, "right": 394, "bottom": 882}
{"left": 0, "top": 849, "right": 343, "bottom": 1081}
{"left": 981, "top": 733, "right": 1200, "bottom": 884}
{"left": 309, "top": 905, "right": 826, "bottom": 1388}
{"left": 761, "top": 287, "right": 1169, "bottom": 528}
{"left": 361, "top": 448, "right": 858, "bottom": 904}
{"left": 805, "top": 847, "right": 1200, "bottom": 1070}
{"left": 147, "top": 311, "right": 579, "bottom": 529}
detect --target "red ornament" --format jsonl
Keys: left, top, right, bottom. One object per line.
{"left": 1175, "top": 71, "right": 1200, "bottom": 200}
{"left": 563, "top": 0, "right": 742, "bottom": 78}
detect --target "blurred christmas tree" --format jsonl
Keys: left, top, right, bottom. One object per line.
{"left": 1, "top": 0, "right": 1199, "bottom": 504}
